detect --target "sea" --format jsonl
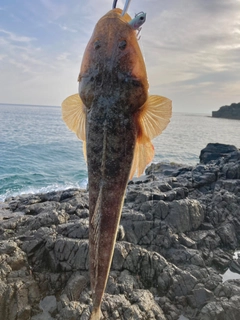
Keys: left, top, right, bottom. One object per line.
{"left": 0, "top": 103, "right": 240, "bottom": 202}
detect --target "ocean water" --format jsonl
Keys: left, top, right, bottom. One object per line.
{"left": 1, "top": 103, "right": 240, "bottom": 202}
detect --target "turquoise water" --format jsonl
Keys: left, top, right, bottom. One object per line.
{"left": 1, "top": 103, "right": 240, "bottom": 201}
{"left": 0, "top": 104, "right": 87, "bottom": 201}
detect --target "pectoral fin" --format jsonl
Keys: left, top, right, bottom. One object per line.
{"left": 139, "top": 95, "right": 172, "bottom": 140}
{"left": 129, "top": 95, "right": 172, "bottom": 179}
{"left": 61, "top": 93, "right": 86, "bottom": 141}
{"left": 61, "top": 93, "right": 87, "bottom": 161}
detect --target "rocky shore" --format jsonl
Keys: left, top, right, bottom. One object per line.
{"left": 1, "top": 143, "right": 240, "bottom": 320}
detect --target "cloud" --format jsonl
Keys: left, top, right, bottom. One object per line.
{"left": 0, "top": 29, "right": 35, "bottom": 43}
{"left": 142, "top": 1, "right": 240, "bottom": 83}
{"left": 0, "top": 0, "right": 239, "bottom": 111}
{"left": 0, "top": 29, "right": 43, "bottom": 74}
{"left": 58, "top": 24, "right": 77, "bottom": 33}
{"left": 56, "top": 52, "right": 71, "bottom": 61}
{"left": 39, "top": 0, "right": 68, "bottom": 20}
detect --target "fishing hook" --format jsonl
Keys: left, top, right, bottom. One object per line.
{"left": 128, "top": 11, "right": 146, "bottom": 30}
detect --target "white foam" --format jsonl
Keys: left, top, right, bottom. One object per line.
{"left": 0, "top": 179, "right": 88, "bottom": 202}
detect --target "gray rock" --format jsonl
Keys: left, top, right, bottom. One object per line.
{"left": 187, "top": 229, "right": 221, "bottom": 250}
{"left": 198, "top": 295, "right": 240, "bottom": 320}
{"left": 200, "top": 143, "right": 238, "bottom": 164}
{"left": 166, "top": 199, "right": 204, "bottom": 233}
{"left": 217, "top": 223, "right": 238, "bottom": 249}
{"left": 39, "top": 295, "right": 57, "bottom": 313}
{"left": 188, "top": 287, "right": 214, "bottom": 308}
{"left": 65, "top": 272, "right": 88, "bottom": 301}
{"left": 212, "top": 102, "right": 240, "bottom": 120}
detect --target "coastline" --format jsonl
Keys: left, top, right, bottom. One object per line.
{"left": 212, "top": 102, "right": 240, "bottom": 120}
{"left": 1, "top": 143, "right": 240, "bottom": 319}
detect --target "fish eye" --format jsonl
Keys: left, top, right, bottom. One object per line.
{"left": 94, "top": 40, "right": 101, "bottom": 50}
{"left": 119, "top": 40, "right": 127, "bottom": 50}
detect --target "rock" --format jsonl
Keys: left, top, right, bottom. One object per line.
{"left": 212, "top": 102, "right": 240, "bottom": 120}
{"left": 187, "top": 229, "right": 221, "bottom": 250}
{"left": 188, "top": 286, "right": 214, "bottom": 309}
{"left": 0, "top": 240, "right": 40, "bottom": 320}
{"left": 101, "top": 291, "right": 167, "bottom": 320}
{"left": 217, "top": 223, "right": 238, "bottom": 249}
{"left": 200, "top": 143, "right": 238, "bottom": 164}
{"left": 166, "top": 199, "right": 204, "bottom": 233}
{"left": 1, "top": 143, "right": 240, "bottom": 319}
{"left": 40, "top": 295, "right": 57, "bottom": 314}
{"left": 229, "top": 259, "right": 240, "bottom": 274}
{"left": 211, "top": 249, "right": 232, "bottom": 271}
{"left": 198, "top": 295, "right": 240, "bottom": 320}
{"left": 145, "top": 162, "right": 191, "bottom": 177}
{"left": 65, "top": 273, "right": 88, "bottom": 301}
{"left": 32, "top": 296, "right": 57, "bottom": 320}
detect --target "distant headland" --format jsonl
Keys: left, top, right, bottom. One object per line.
{"left": 212, "top": 102, "right": 240, "bottom": 120}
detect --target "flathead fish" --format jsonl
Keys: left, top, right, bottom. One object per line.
{"left": 62, "top": 1, "right": 172, "bottom": 319}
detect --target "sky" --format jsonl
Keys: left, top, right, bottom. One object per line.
{"left": 0, "top": 0, "right": 240, "bottom": 113}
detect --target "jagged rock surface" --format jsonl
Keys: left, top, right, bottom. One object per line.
{"left": 1, "top": 143, "right": 240, "bottom": 320}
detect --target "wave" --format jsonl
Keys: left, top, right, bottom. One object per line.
{"left": 0, "top": 179, "right": 88, "bottom": 203}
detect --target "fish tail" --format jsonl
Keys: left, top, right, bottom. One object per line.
{"left": 90, "top": 307, "right": 102, "bottom": 320}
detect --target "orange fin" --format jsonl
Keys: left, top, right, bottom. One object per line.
{"left": 61, "top": 93, "right": 86, "bottom": 141}
{"left": 139, "top": 95, "right": 172, "bottom": 140}
{"left": 90, "top": 307, "right": 103, "bottom": 320}
{"left": 129, "top": 95, "right": 172, "bottom": 179}
{"left": 129, "top": 137, "right": 154, "bottom": 179}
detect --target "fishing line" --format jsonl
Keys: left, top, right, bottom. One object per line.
{"left": 112, "top": 0, "right": 118, "bottom": 9}
{"left": 121, "top": 0, "right": 132, "bottom": 16}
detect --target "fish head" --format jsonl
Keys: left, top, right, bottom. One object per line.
{"left": 78, "top": 8, "right": 148, "bottom": 112}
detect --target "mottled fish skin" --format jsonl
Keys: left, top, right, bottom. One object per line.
{"left": 79, "top": 9, "right": 148, "bottom": 318}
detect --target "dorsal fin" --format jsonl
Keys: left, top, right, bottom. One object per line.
{"left": 129, "top": 95, "right": 172, "bottom": 179}
{"left": 61, "top": 93, "right": 86, "bottom": 141}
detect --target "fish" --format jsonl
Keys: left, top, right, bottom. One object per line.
{"left": 61, "top": 1, "right": 172, "bottom": 319}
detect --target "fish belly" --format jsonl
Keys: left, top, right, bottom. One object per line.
{"left": 87, "top": 102, "right": 136, "bottom": 311}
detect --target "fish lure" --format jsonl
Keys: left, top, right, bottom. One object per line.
{"left": 62, "top": 1, "right": 172, "bottom": 319}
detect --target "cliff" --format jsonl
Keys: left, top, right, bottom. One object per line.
{"left": 212, "top": 102, "right": 240, "bottom": 119}
{"left": 0, "top": 143, "right": 240, "bottom": 320}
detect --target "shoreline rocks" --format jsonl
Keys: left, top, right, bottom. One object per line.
{"left": 0, "top": 143, "right": 240, "bottom": 320}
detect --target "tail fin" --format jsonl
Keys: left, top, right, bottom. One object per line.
{"left": 90, "top": 307, "right": 102, "bottom": 320}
